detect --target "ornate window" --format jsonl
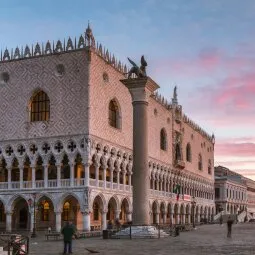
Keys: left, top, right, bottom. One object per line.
{"left": 175, "top": 144, "right": 181, "bottom": 160}
{"left": 160, "top": 129, "right": 167, "bottom": 151}
{"left": 108, "top": 99, "right": 121, "bottom": 129}
{"left": 63, "top": 202, "right": 70, "bottom": 221}
{"left": 30, "top": 91, "right": 50, "bottom": 122}
{"left": 208, "top": 159, "right": 212, "bottom": 174}
{"left": 198, "top": 154, "right": 203, "bottom": 170}
{"left": 41, "top": 201, "right": 50, "bottom": 221}
{"left": 186, "top": 143, "right": 191, "bottom": 162}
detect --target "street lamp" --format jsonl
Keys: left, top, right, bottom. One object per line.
{"left": 191, "top": 196, "right": 196, "bottom": 228}
{"left": 28, "top": 193, "right": 37, "bottom": 238}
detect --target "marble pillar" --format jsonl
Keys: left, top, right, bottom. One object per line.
{"left": 120, "top": 77, "right": 159, "bottom": 225}
{"left": 101, "top": 211, "right": 107, "bottom": 230}
{"left": 6, "top": 212, "right": 12, "bottom": 232}
{"left": 84, "top": 163, "right": 90, "bottom": 187}
{"left": 55, "top": 212, "right": 62, "bottom": 232}
{"left": 82, "top": 211, "right": 91, "bottom": 231}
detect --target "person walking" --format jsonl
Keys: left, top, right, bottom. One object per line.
{"left": 61, "top": 221, "right": 76, "bottom": 254}
{"left": 227, "top": 216, "right": 234, "bottom": 238}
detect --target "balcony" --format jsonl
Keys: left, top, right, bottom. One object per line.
{"left": 0, "top": 178, "right": 132, "bottom": 192}
{"left": 174, "top": 159, "right": 185, "bottom": 169}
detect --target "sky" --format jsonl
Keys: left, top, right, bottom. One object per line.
{"left": 1, "top": 0, "right": 255, "bottom": 179}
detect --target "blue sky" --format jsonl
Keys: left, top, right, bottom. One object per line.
{"left": 1, "top": 0, "right": 255, "bottom": 177}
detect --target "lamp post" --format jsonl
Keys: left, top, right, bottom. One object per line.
{"left": 191, "top": 196, "right": 196, "bottom": 228}
{"left": 28, "top": 193, "right": 37, "bottom": 238}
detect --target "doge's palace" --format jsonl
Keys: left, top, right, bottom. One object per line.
{"left": 0, "top": 24, "right": 215, "bottom": 233}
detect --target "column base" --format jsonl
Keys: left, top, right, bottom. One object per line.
{"left": 112, "top": 225, "right": 169, "bottom": 239}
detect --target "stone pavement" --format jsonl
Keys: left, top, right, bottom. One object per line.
{"left": 28, "top": 223, "right": 255, "bottom": 255}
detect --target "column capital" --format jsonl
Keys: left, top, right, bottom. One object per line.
{"left": 120, "top": 77, "right": 159, "bottom": 102}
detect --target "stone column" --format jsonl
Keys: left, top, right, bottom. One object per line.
{"left": 127, "top": 211, "right": 132, "bottom": 222}
{"left": 19, "top": 167, "right": 24, "bottom": 189}
{"left": 128, "top": 173, "right": 132, "bottom": 191}
{"left": 115, "top": 210, "right": 121, "bottom": 221}
{"left": 70, "top": 162, "right": 74, "bottom": 187}
{"left": 6, "top": 212, "right": 12, "bottom": 232}
{"left": 43, "top": 164, "right": 48, "bottom": 188}
{"left": 30, "top": 211, "right": 34, "bottom": 232}
{"left": 117, "top": 170, "right": 120, "bottom": 190}
{"left": 110, "top": 167, "right": 114, "bottom": 189}
{"left": 84, "top": 162, "right": 90, "bottom": 187}
{"left": 121, "top": 77, "right": 159, "bottom": 225}
{"left": 101, "top": 210, "right": 107, "bottom": 230}
{"left": 82, "top": 211, "right": 91, "bottom": 231}
{"left": 31, "top": 165, "right": 36, "bottom": 189}
{"left": 57, "top": 164, "right": 61, "bottom": 187}
{"left": 103, "top": 167, "right": 106, "bottom": 189}
{"left": 7, "top": 167, "right": 11, "bottom": 189}
{"left": 95, "top": 165, "right": 99, "bottom": 187}
{"left": 163, "top": 213, "right": 167, "bottom": 224}
{"left": 55, "top": 212, "right": 62, "bottom": 232}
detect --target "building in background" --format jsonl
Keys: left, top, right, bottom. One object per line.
{"left": 0, "top": 25, "right": 215, "bottom": 232}
{"left": 214, "top": 165, "right": 255, "bottom": 222}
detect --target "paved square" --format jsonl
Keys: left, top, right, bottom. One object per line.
{"left": 29, "top": 223, "right": 255, "bottom": 255}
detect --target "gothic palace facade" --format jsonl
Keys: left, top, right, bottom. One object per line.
{"left": 0, "top": 25, "right": 215, "bottom": 232}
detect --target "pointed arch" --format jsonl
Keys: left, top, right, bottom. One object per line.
{"left": 160, "top": 128, "right": 167, "bottom": 151}
{"left": 29, "top": 90, "right": 50, "bottom": 122}
{"left": 108, "top": 98, "right": 121, "bottom": 129}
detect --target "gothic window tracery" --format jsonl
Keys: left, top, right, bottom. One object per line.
{"left": 30, "top": 91, "right": 50, "bottom": 122}
{"left": 160, "top": 129, "right": 167, "bottom": 151}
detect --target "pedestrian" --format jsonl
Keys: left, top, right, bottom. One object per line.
{"left": 227, "top": 216, "right": 234, "bottom": 238}
{"left": 220, "top": 215, "right": 223, "bottom": 226}
{"left": 107, "top": 220, "right": 113, "bottom": 230}
{"left": 61, "top": 221, "right": 76, "bottom": 254}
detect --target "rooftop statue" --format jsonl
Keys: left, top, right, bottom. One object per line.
{"left": 126, "top": 55, "right": 147, "bottom": 79}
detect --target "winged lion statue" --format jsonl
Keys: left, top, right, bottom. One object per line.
{"left": 126, "top": 55, "right": 147, "bottom": 79}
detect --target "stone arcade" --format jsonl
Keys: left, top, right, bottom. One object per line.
{"left": 0, "top": 24, "right": 215, "bottom": 233}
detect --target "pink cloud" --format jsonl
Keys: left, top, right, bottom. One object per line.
{"left": 215, "top": 142, "right": 255, "bottom": 157}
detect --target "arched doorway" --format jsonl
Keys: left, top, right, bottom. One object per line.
{"left": 36, "top": 196, "right": 55, "bottom": 230}
{"left": 12, "top": 197, "right": 29, "bottom": 230}
{"left": 61, "top": 195, "right": 81, "bottom": 229}
{"left": 152, "top": 201, "right": 159, "bottom": 224}
{"left": 91, "top": 195, "right": 104, "bottom": 230}
{"left": 107, "top": 197, "right": 118, "bottom": 223}
{"left": 119, "top": 198, "right": 129, "bottom": 224}
{"left": 160, "top": 203, "right": 165, "bottom": 224}
{"left": 167, "top": 203, "right": 172, "bottom": 225}
{"left": 174, "top": 204, "right": 179, "bottom": 224}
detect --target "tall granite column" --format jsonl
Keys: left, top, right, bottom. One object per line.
{"left": 120, "top": 77, "right": 159, "bottom": 225}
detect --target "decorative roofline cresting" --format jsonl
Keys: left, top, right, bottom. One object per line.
{"left": 0, "top": 23, "right": 128, "bottom": 75}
